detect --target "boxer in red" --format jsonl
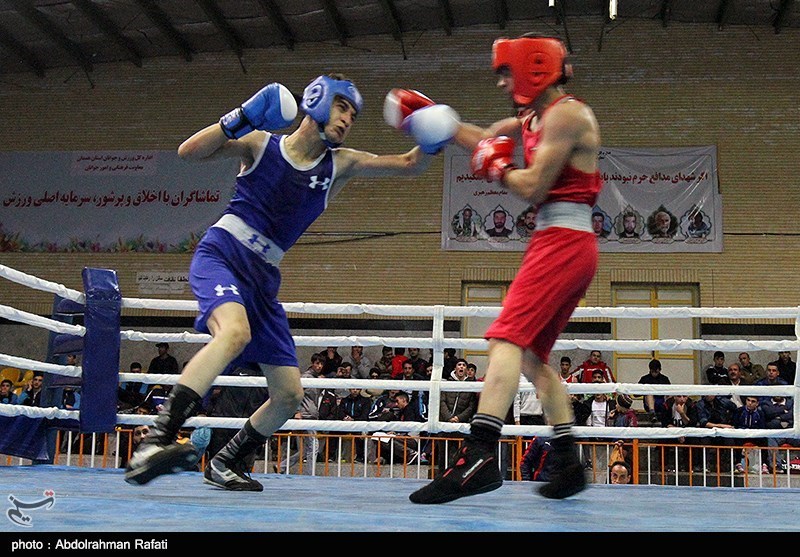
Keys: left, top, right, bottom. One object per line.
{"left": 401, "top": 34, "right": 603, "bottom": 503}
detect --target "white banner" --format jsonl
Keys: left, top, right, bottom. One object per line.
{"left": 442, "top": 145, "right": 722, "bottom": 252}
{"left": 0, "top": 150, "right": 237, "bottom": 252}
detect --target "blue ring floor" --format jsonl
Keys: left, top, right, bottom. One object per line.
{"left": 2, "top": 465, "right": 799, "bottom": 533}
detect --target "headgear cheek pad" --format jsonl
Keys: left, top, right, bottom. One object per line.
{"left": 300, "top": 75, "right": 364, "bottom": 126}
{"left": 492, "top": 37, "right": 572, "bottom": 106}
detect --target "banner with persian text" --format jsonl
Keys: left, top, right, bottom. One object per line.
{"left": 0, "top": 150, "right": 237, "bottom": 252}
{"left": 442, "top": 145, "right": 722, "bottom": 253}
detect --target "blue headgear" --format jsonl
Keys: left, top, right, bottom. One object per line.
{"left": 301, "top": 75, "right": 363, "bottom": 146}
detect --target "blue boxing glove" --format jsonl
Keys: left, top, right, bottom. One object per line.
{"left": 219, "top": 83, "right": 298, "bottom": 139}
{"left": 401, "top": 104, "right": 461, "bottom": 155}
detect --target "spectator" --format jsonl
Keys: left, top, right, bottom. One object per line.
{"left": 576, "top": 371, "right": 614, "bottom": 472}
{"left": 705, "top": 351, "right": 728, "bottom": 385}
{"left": 390, "top": 348, "right": 409, "bottom": 379}
{"left": 738, "top": 352, "right": 766, "bottom": 385}
{"left": 519, "top": 436, "right": 555, "bottom": 482}
{"left": 755, "top": 363, "right": 789, "bottom": 404}
{"left": 638, "top": 358, "right": 671, "bottom": 424}
{"left": 0, "top": 379, "right": 18, "bottom": 404}
{"left": 148, "top": 342, "right": 179, "bottom": 379}
{"left": 558, "top": 356, "right": 577, "bottom": 384}
{"left": 609, "top": 394, "right": 638, "bottom": 428}
{"left": 368, "top": 391, "right": 423, "bottom": 464}
{"left": 375, "top": 346, "right": 395, "bottom": 379}
{"left": 320, "top": 346, "right": 343, "bottom": 378}
{"left": 609, "top": 460, "right": 632, "bottom": 484}
{"left": 656, "top": 394, "right": 700, "bottom": 472}
{"left": 720, "top": 363, "right": 746, "bottom": 408}
{"left": 513, "top": 383, "right": 545, "bottom": 426}
{"left": 465, "top": 362, "right": 478, "bottom": 381}
{"left": 348, "top": 345, "right": 372, "bottom": 380}
{"left": 334, "top": 363, "right": 354, "bottom": 399}
{"left": 297, "top": 353, "right": 325, "bottom": 463}
{"left": 368, "top": 389, "right": 402, "bottom": 421}
{"left": 696, "top": 393, "right": 737, "bottom": 472}
{"left": 733, "top": 395, "right": 768, "bottom": 474}
{"left": 761, "top": 396, "right": 795, "bottom": 464}
{"left": 769, "top": 351, "right": 796, "bottom": 385}
{"left": 118, "top": 361, "right": 148, "bottom": 411}
{"left": 18, "top": 371, "right": 44, "bottom": 406}
{"left": 119, "top": 425, "right": 150, "bottom": 469}
{"left": 441, "top": 348, "right": 458, "bottom": 379}
{"left": 437, "top": 359, "right": 478, "bottom": 471}
{"left": 406, "top": 347, "right": 429, "bottom": 377}
{"left": 574, "top": 350, "right": 615, "bottom": 384}
{"left": 337, "top": 387, "right": 371, "bottom": 462}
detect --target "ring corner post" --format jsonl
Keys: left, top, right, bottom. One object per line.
{"left": 80, "top": 268, "right": 122, "bottom": 433}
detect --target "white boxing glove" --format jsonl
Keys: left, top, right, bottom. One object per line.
{"left": 402, "top": 104, "right": 461, "bottom": 155}
{"left": 383, "top": 88, "right": 436, "bottom": 129}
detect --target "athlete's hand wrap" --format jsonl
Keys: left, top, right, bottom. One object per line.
{"left": 219, "top": 83, "right": 298, "bottom": 139}
{"left": 471, "top": 136, "right": 517, "bottom": 182}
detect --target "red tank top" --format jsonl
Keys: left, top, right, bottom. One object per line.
{"left": 521, "top": 95, "right": 603, "bottom": 206}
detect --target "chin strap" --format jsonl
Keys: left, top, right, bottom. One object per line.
{"left": 318, "top": 124, "right": 341, "bottom": 148}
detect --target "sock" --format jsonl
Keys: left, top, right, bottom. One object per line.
{"left": 215, "top": 419, "right": 267, "bottom": 464}
{"left": 146, "top": 384, "right": 202, "bottom": 445}
{"left": 467, "top": 413, "right": 504, "bottom": 450}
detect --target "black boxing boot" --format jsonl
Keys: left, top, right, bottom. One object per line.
{"left": 204, "top": 420, "right": 265, "bottom": 492}
{"left": 125, "top": 384, "right": 202, "bottom": 485}
{"left": 409, "top": 414, "right": 504, "bottom": 504}
{"left": 538, "top": 424, "right": 586, "bottom": 499}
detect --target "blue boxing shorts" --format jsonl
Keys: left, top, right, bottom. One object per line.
{"left": 189, "top": 227, "right": 298, "bottom": 369}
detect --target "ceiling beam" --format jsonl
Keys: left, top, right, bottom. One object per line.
{"left": 257, "top": 0, "right": 295, "bottom": 49}
{"left": 0, "top": 25, "right": 45, "bottom": 77}
{"left": 659, "top": 0, "right": 673, "bottom": 27}
{"left": 320, "top": 0, "right": 348, "bottom": 46}
{"left": 772, "top": 0, "right": 794, "bottom": 34}
{"left": 134, "top": 0, "right": 193, "bottom": 62}
{"left": 6, "top": 0, "right": 93, "bottom": 73}
{"left": 378, "top": 0, "right": 403, "bottom": 41}
{"left": 437, "top": 0, "right": 453, "bottom": 35}
{"left": 71, "top": 0, "right": 142, "bottom": 67}
{"left": 195, "top": 0, "right": 245, "bottom": 58}
{"left": 715, "top": 0, "right": 733, "bottom": 30}
{"left": 494, "top": 0, "right": 508, "bottom": 29}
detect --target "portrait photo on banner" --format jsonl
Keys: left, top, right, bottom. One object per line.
{"left": 441, "top": 145, "right": 722, "bottom": 253}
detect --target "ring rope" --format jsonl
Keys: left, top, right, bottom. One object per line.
{"left": 1, "top": 264, "right": 799, "bottom": 441}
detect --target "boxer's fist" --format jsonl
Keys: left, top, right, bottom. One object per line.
{"left": 471, "top": 137, "right": 516, "bottom": 182}
{"left": 219, "top": 83, "right": 298, "bottom": 139}
{"left": 402, "top": 104, "right": 460, "bottom": 155}
{"left": 383, "top": 88, "right": 436, "bottom": 129}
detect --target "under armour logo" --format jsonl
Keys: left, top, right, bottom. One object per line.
{"left": 214, "top": 284, "right": 240, "bottom": 297}
{"left": 247, "top": 234, "right": 272, "bottom": 254}
{"left": 308, "top": 175, "right": 331, "bottom": 190}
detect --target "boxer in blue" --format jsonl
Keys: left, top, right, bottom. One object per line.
{"left": 124, "top": 74, "right": 460, "bottom": 490}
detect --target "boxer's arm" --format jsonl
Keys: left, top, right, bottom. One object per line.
{"left": 177, "top": 123, "right": 260, "bottom": 167}
{"left": 454, "top": 116, "right": 522, "bottom": 151}
{"left": 333, "top": 146, "right": 433, "bottom": 180}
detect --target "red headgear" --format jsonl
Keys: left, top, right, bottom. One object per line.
{"left": 492, "top": 37, "right": 572, "bottom": 106}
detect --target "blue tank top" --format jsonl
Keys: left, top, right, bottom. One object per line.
{"left": 224, "top": 133, "right": 336, "bottom": 252}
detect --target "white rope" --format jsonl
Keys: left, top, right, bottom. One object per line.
{"left": 2, "top": 263, "right": 799, "bottom": 441}
{"left": 0, "top": 304, "right": 84, "bottom": 335}
{"left": 0, "top": 264, "right": 85, "bottom": 304}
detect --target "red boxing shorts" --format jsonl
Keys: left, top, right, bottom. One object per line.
{"left": 485, "top": 227, "right": 598, "bottom": 363}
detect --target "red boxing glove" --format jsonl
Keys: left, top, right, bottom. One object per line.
{"left": 471, "top": 137, "right": 516, "bottom": 182}
{"left": 383, "top": 88, "right": 436, "bottom": 129}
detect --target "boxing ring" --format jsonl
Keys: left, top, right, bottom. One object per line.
{"left": 1, "top": 263, "right": 800, "bottom": 533}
